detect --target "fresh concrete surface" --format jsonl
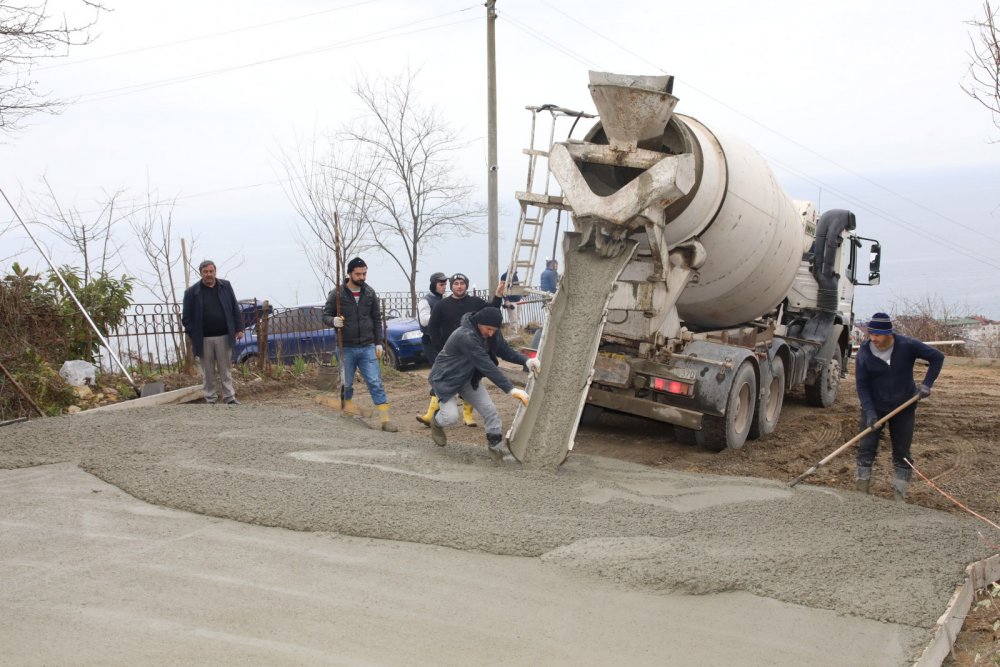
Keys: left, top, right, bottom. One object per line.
{"left": 2, "top": 463, "right": 924, "bottom": 666}
{"left": 2, "top": 405, "right": 993, "bottom": 665}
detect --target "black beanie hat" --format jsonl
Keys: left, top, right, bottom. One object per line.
{"left": 475, "top": 306, "right": 503, "bottom": 328}
{"left": 347, "top": 257, "right": 367, "bottom": 272}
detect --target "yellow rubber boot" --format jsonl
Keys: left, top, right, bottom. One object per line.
{"left": 416, "top": 396, "right": 438, "bottom": 427}
{"left": 342, "top": 398, "right": 359, "bottom": 416}
{"left": 463, "top": 401, "right": 477, "bottom": 427}
{"left": 377, "top": 404, "right": 398, "bottom": 433}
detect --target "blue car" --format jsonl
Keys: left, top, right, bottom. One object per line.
{"left": 232, "top": 304, "right": 335, "bottom": 365}
{"left": 232, "top": 303, "right": 425, "bottom": 370}
{"left": 383, "top": 313, "right": 425, "bottom": 369}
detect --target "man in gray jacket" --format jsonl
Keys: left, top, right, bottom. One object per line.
{"left": 427, "top": 306, "right": 539, "bottom": 461}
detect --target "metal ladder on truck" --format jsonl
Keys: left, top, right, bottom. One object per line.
{"left": 503, "top": 104, "right": 596, "bottom": 298}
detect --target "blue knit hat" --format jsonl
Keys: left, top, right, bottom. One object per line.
{"left": 867, "top": 312, "right": 893, "bottom": 335}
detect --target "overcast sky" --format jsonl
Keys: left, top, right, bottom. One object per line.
{"left": 2, "top": 0, "right": 999, "bottom": 318}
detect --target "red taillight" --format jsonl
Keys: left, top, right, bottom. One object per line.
{"left": 650, "top": 376, "right": 693, "bottom": 397}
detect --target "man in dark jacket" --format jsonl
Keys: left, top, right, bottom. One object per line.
{"left": 427, "top": 307, "right": 539, "bottom": 461}
{"left": 427, "top": 272, "right": 505, "bottom": 427}
{"left": 415, "top": 271, "right": 449, "bottom": 426}
{"left": 181, "top": 260, "right": 245, "bottom": 404}
{"left": 322, "top": 257, "right": 397, "bottom": 432}
{"left": 854, "top": 312, "right": 944, "bottom": 501}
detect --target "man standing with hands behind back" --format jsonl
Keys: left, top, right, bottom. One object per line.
{"left": 182, "top": 260, "right": 245, "bottom": 405}
{"left": 322, "top": 257, "right": 398, "bottom": 432}
{"left": 854, "top": 312, "right": 944, "bottom": 501}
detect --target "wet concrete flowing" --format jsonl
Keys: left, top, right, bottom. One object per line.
{"left": 1, "top": 403, "right": 992, "bottom": 665}
{"left": 508, "top": 232, "right": 635, "bottom": 468}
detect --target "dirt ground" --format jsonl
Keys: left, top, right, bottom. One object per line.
{"left": 239, "top": 355, "right": 1000, "bottom": 665}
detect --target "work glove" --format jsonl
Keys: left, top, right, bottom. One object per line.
{"left": 509, "top": 387, "right": 529, "bottom": 407}
{"left": 862, "top": 411, "right": 880, "bottom": 431}
{"left": 332, "top": 315, "right": 344, "bottom": 328}
{"left": 525, "top": 357, "right": 541, "bottom": 376}
{"left": 375, "top": 345, "right": 383, "bottom": 360}
{"left": 918, "top": 383, "right": 931, "bottom": 399}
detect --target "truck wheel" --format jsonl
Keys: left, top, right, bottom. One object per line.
{"left": 697, "top": 361, "right": 757, "bottom": 451}
{"left": 805, "top": 356, "right": 840, "bottom": 408}
{"left": 579, "top": 404, "right": 604, "bottom": 426}
{"left": 750, "top": 356, "right": 785, "bottom": 439}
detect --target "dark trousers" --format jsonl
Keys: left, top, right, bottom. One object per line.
{"left": 422, "top": 337, "right": 439, "bottom": 399}
{"left": 422, "top": 336, "right": 439, "bottom": 367}
{"left": 856, "top": 405, "right": 916, "bottom": 480}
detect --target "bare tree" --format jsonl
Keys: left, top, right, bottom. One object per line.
{"left": 127, "top": 189, "right": 197, "bottom": 365}
{"left": 278, "top": 135, "right": 376, "bottom": 295}
{"left": 29, "top": 175, "right": 125, "bottom": 282}
{"left": 340, "top": 69, "right": 486, "bottom": 311}
{"left": 963, "top": 0, "right": 1000, "bottom": 136}
{"left": 128, "top": 191, "right": 185, "bottom": 303}
{"left": 0, "top": 0, "right": 107, "bottom": 134}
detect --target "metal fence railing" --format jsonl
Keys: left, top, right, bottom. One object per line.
{"left": 96, "top": 289, "right": 549, "bottom": 372}
{"left": 98, "top": 303, "right": 187, "bottom": 374}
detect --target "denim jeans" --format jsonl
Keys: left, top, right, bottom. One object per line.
{"left": 339, "top": 345, "right": 387, "bottom": 405}
{"left": 856, "top": 404, "right": 916, "bottom": 480}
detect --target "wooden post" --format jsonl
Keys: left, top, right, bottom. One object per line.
{"left": 0, "top": 359, "right": 46, "bottom": 417}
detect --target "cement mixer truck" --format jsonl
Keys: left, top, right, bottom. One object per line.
{"left": 506, "top": 72, "right": 882, "bottom": 468}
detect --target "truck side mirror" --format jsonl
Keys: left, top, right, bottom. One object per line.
{"left": 868, "top": 243, "right": 882, "bottom": 285}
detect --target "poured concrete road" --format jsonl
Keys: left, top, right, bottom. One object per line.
{"left": 1, "top": 407, "right": 992, "bottom": 665}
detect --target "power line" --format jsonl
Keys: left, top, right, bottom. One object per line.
{"left": 766, "top": 154, "right": 1000, "bottom": 270}
{"left": 37, "top": 0, "right": 382, "bottom": 71}
{"left": 501, "top": 14, "right": 600, "bottom": 70}
{"left": 73, "top": 8, "right": 482, "bottom": 104}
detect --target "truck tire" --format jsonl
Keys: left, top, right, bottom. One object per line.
{"left": 805, "top": 356, "right": 840, "bottom": 408}
{"left": 750, "top": 356, "right": 785, "bottom": 439}
{"left": 579, "top": 404, "right": 604, "bottom": 426}
{"left": 697, "top": 361, "right": 757, "bottom": 451}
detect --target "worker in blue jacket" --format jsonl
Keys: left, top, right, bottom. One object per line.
{"left": 854, "top": 312, "right": 944, "bottom": 501}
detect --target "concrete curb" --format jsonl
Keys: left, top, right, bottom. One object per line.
{"left": 915, "top": 553, "right": 1000, "bottom": 666}
{"left": 79, "top": 385, "right": 204, "bottom": 413}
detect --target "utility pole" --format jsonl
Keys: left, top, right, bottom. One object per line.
{"left": 486, "top": 0, "right": 499, "bottom": 295}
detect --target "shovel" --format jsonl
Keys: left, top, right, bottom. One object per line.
{"left": 788, "top": 393, "right": 921, "bottom": 487}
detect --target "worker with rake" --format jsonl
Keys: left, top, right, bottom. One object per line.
{"left": 855, "top": 312, "right": 944, "bottom": 501}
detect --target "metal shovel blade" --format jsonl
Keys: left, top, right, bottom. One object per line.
{"left": 140, "top": 382, "right": 165, "bottom": 397}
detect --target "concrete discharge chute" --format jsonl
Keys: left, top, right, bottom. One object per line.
{"left": 507, "top": 71, "right": 881, "bottom": 469}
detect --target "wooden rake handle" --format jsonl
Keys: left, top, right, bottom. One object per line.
{"left": 788, "top": 393, "right": 921, "bottom": 487}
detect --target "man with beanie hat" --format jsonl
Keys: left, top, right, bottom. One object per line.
{"left": 427, "top": 307, "right": 541, "bottom": 461}
{"left": 322, "top": 257, "right": 398, "bottom": 432}
{"left": 415, "top": 271, "right": 449, "bottom": 426}
{"left": 426, "top": 272, "right": 506, "bottom": 427}
{"left": 854, "top": 311, "right": 944, "bottom": 501}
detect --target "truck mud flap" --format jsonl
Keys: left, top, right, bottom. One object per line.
{"left": 506, "top": 232, "right": 637, "bottom": 468}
